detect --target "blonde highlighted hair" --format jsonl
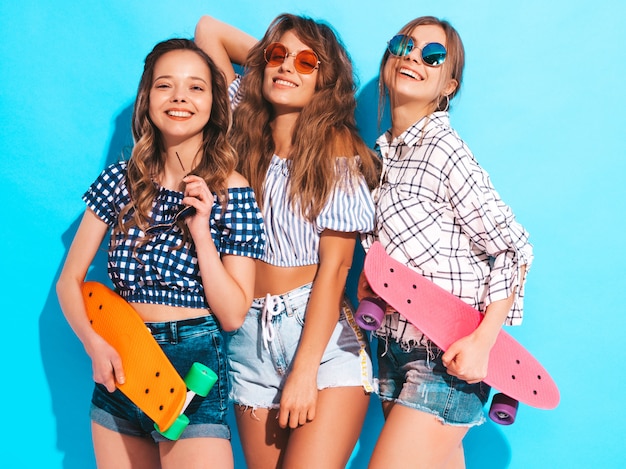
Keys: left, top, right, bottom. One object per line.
{"left": 378, "top": 16, "right": 465, "bottom": 124}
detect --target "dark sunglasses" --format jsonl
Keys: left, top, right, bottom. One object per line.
{"left": 264, "top": 42, "right": 320, "bottom": 74}
{"left": 387, "top": 34, "right": 447, "bottom": 67}
{"left": 145, "top": 205, "right": 195, "bottom": 235}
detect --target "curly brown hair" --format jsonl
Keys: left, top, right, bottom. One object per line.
{"left": 231, "top": 14, "right": 380, "bottom": 221}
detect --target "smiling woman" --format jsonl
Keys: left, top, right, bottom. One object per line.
{"left": 360, "top": 17, "right": 533, "bottom": 469}
{"left": 148, "top": 49, "right": 214, "bottom": 158}
{"left": 55, "top": 38, "right": 265, "bottom": 469}
{"left": 260, "top": 31, "right": 319, "bottom": 114}
{"left": 195, "top": 13, "right": 381, "bottom": 469}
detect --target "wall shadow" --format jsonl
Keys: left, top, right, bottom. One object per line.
{"left": 356, "top": 76, "right": 389, "bottom": 149}
{"left": 465, "top": 420, "right": 512, "bottom": 469}
{"left": 38, "top": 104, "right": 133, "bottom": 469}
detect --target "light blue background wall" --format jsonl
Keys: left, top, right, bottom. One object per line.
{"left": 1, "top": 1, "right": 624, "bottom": 467}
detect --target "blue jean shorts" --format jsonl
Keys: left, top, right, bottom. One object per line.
{"left": 226, "top": 283, "right": 374, "bottom": 408}
{"left": 376, "top": 338, "right": 490, "bottom": 427}
{"left": 90, "top": 315, "right": 230, "bottom": 442}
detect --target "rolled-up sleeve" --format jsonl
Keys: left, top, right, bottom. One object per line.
{"left": 447, "top": 149, "right": 533, "bottom": 325}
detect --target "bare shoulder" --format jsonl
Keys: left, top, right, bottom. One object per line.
{"left": 226, "top": 170, "right": 251, "bottom": 189}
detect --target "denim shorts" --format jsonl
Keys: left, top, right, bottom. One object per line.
{"left": 377, "top": 338, "right": 490, "bottom": 427}
{"left": 90, "top": 315, "right": 231, "bottom": 442}
{"left": 226, "top": 283, "right": 374, "bottom": 408}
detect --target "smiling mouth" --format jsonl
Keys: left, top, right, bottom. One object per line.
{"left": 399, "top": 68, "right": 421, "bottom": 80}
{"left": 274, "top": 78, "right": 298, "bottom": 88}
{"left": 166, "top": 110, "right": 192, "bottom": 118}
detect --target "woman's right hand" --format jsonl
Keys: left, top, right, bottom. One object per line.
{"left": 195, "top": 15, "right": 258, "bottom": 85}
{"left": 85, "top": 334, "right": 125, "bottom": 393}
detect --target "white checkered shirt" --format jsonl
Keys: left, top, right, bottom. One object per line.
{"left": 362, "top": 112, "right": 533, "bottom": 347}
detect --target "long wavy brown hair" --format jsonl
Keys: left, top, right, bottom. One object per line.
{"left": 231, "top": 14, "right": 379, "bottom": 221}
{"left": 119, "top": 38, "right": 235, "bottom": 236}
{"left": 378, "top": 16, "right": 465, "bottom": 125}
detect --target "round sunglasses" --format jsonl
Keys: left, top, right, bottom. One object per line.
{"left": 387, "top": 35, "right": 447, "bottom": 67}
{"left": 145, "top": 205, "right": 195, "bottom": 235}
{"left": 263, "top": 42, "right": 320, "bottom": 74}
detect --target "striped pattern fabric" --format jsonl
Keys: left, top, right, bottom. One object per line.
{"left": 261, "top": 154, "right": 375, "bottom": 267}
{"left": 228, "top": 75, "right": 375, "bottom": 267}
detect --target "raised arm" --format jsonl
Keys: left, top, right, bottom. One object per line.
{"left": 194, "top": 15, "right": 257, "bottom": 85}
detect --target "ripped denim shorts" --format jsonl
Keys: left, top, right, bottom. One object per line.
{"left": 226, "top": 283, "right": 374, "bottom": 409}
{"left": 376, "top": 338, "right": 490, "bottom": 426}
{"left": 90, "top": 315, "right": 230, "bottom": 441}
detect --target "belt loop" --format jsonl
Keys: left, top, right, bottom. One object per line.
{"left": 284, "top": 292, "right": 294, "bottom": 317}
{"left": 170, "top": 321, "right": 178, "bottom": 344}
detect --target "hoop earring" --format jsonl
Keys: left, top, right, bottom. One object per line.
{"left": 441, "top": 94, "right": 450, "bottom": 112}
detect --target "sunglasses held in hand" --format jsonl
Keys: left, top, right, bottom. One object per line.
{"left": 387, "top": 34, "right": 447, "bottom": 67}
{"left": 263, "top": 42, "right": 320, "bottom": 74}
{"left": 145, "top": 205, "right": 196, "bottom": 235}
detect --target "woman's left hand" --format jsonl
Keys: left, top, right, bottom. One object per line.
{"left": 182, "top": 174, "right": 214, "bottom": 235}
{"left": 442, "top": 279, "right": 524, "bottom": 384}
{"left": 441, "top": 332, "right": 492, "bottom": 384}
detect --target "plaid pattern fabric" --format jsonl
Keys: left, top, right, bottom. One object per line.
{"left": 83, "top": 161, "right": 266, "bottom": 309}
{"left": 362, "top": 112, "right": 532, "bottom": 346}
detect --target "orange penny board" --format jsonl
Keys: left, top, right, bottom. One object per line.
{"left": 82, "top": 281, "right": 187, "bottom": 431}
{"left": 363, "top": 242, "right": 559, "bottom": 410}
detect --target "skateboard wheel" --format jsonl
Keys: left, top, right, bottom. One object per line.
{"left": 489, "top": 393, "right": 519, "bottom": 425}
{"left": 184, "top": 362, "right": 218, "bottom": 397}
{"left": 156, "top": 414, "right": 190, "bottom": 440}
{"left": 355, "top": 297, "right": 386, "bottom": 331}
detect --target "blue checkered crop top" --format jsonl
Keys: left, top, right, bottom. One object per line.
{"left": 83, "top": 161, "right": 266, "bottom": 309}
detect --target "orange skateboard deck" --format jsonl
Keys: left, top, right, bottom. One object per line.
{"left": 82, "top": 281, "right": 216, "bottom": 437}
{"left": 359, "top": 242, "right": 559, "bottom": 416}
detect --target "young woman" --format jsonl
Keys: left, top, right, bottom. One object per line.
{"left": 359, "top": 17, "right": 533, "bottom": 468}
{"left": 195, "top": 14, "right": 380, "bottom": 469}
{"left": 56, "top": 38, "right": 265, "bottom": 468}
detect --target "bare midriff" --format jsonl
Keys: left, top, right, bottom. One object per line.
{"left": 254, "top": 260, "right": 318, "bottom": 297}
{"left": 130, "top": 261, "right": 319, "bottom": 321}
{"left": 131, "top": 303, "right": 210, "bottom": 323}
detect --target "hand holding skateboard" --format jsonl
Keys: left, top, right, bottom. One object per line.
{"left": 82, "top": 281, "right": 218, "bottom": 439}
{"left": 355, "top": 242, "right": 559, "bottom": 425}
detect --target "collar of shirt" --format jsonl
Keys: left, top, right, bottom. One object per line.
{"left": 376, "top": 111, "right": 451, "bottom": 159}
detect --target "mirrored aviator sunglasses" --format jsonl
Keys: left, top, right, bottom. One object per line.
{"left": 145, "top": 205, "right": 196, "bottom": 235}
{"left": 263, "top": 42, "right": 320, "bottom": 74}
{"left": 387, "top": 34, "right": 447, "bottom": 67}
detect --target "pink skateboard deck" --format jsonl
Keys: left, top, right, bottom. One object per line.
{"left": 362, "top": 242, "right": 559, "bottom": 411}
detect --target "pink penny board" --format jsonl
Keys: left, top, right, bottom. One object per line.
{"left": 363, "top": 242, "right": 559, "bottom": 410}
